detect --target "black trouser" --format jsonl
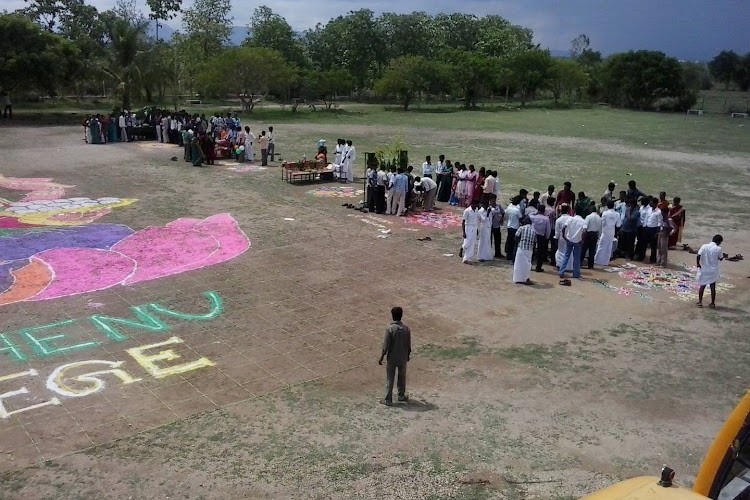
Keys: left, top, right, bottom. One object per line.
{"left": 619, "top": 231, "right": 636, "bottom": 259}
{"left": 3, "top": 105, "right": 11, "bottom": 119}
{"left": 436, "top": 173, "right": 444, "bottom": 191}
{"left": 535, "top": 235, "right": 548, "bottom": 270}
{"left": 582, "top": 231, "right": 598, "bottom": 268}
{"left": 491, "top": 227, "right": 503, "bottom": 257}
{"left": 505, "top": 228, "right": 517, "bottom": 261}
{"left": 646, "top": 227, "right": 659, "bottom": 263}
{"left": 635, "top": 226, "right": 648, "bottom": 260}
{"left": 261, "top": 149, "right": 268, "bottom": 165}
{"left": 367, "top": 185, "right": 376, "bottom": 210}
{"left": 375, "top": 185, "right": 386, "bottom": 214}
{"left": 550, "top": 237, "right": 558, "bottom": 262}
{"left": 385, "top": 362, "right": 406, "bottom": 401}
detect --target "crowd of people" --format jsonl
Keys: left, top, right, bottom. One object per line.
{"left": 458, "top": 178, "right": 690, "bottom": 286}
{"left": 83, "top": 109, "right": 276, "bottom": 168}
{"left": 369, "top": 154, "right": 698, "bottom": 291}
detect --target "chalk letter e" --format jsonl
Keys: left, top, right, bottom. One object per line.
{"left": 0, "top": 370, "right": 61, "bottom": 419}
{"left": 126, "top": 336, "right": 215, "bottom": 379}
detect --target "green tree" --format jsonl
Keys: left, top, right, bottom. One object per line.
{"left": 433, "top": 13, "right": 478, "bottom": 52}
{"left": 733, "top": 53, "right": 750, "bottom": 92}
{"left": 511, "top": 49, "right": 554, "bottom": 106}
{"left": 682, "top": 62, "right": 713, "bottom": 91}
{"left": 199, "top": 47, "right": 296, "bottom": 112}
{"left": 475, "top": 15, "right": 534, "bottom": 59}
{"left": 302, "top": 10, "right": 385, "bottom": 94}
{"left": 296, "top": 69, "right": 355, "bottom": 110}
{"left": 602, "top": 50, "right": 690, "bottom": 110}
{"left": 374, "top": 56, "right": 450, "bottom": 110}
{"left": 20, "top": 0, "right": 70, "bottom": 31}
{"left": 569, "top": 34, "right": 590, "bottom": 59}
{"left": 548, "top": 59, "right": 589, "bottom": 106}
{"left": 378, "top": 12, "right": 436, "bottom": 60}
{"left": 445, "top": 50, "right": 501, "bottom": 108}
{"left": 100, "top": 17, "right": 148, "bottom": 110}
{"left": 0, "top": 14, "right": 80, "bottom": 94}
{"left": 709, "top": 50, "right": 741, "bottom": 90}
{"left": 245, "top": 5, "right": 307, "bottom": 67}
{"left": 182, "top": 0, "right": 232, "bottom": 59}
{"left": 146, "top": 0, "right": 181, "bottom": 42}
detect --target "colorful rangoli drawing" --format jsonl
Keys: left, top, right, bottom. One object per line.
{"left": 0, "top": 176, "right": 250, "bottom": 306}
{"left": 306, "top": 186, "right": 364, "bottom": 198}
{"left": 0, "top": 214, "right": 250, "bottom": 306}
{"left": 618, "top": 266, "right": 733, "bottom": 301}
{"left": 0, "top": 175, "right": 136, "bottom": 228}
{"left": 228, "top": 164, "right": 267, "bottom": 173}
{"left": 405, "top": 212, "right": 463, "bottom": 229}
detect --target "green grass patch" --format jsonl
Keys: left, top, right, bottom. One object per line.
{"left": 419, "top": 337, "right": 481, "bottom": 360}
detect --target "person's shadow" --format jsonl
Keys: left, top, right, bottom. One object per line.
{"left": 396, "top": 399, "right": 438, "bottom": 412}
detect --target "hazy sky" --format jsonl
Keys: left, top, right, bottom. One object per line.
{"left": 6, "top": 0, "right": 749, "bottom": 60}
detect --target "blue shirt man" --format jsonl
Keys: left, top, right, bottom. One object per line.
{"left": 393, "top": 172, "right": 408, "bottom": 193}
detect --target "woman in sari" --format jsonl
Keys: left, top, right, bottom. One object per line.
{"left": 465, "top": 164, "right": 478, "bottom": 207}
{"left": 191, "top": 134, "right": 205, "bottom": 167}
{"left": 83, "top": 117, "right": 91, "bottom": 143}
{"left": 473, "top": 167, "right": 486, "bottom": 204}
{"left": 668, "top": 197, "right": 685, "bottom": 248}
{"left": 89, "top": 117, "right": 102, "bottom": 144}
{"left": 437, "top": 160, "right": 453, "bottom": 202}
{"left": 456, "top": 164, "right": 468, "bottom": 207}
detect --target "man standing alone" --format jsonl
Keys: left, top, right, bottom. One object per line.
{"left": 258, "top": 130, "right": 269, "bottom": 166}
{"left": 379, "top": 307, "right": 411, "bottom": 406}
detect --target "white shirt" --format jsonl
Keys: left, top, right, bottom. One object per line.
{"left": 422, "top": 162, "right": 434, "bottom": 176}
{"left": 601, "top": 209, "right": 621, "bottom": 233}
{"left": 584, "top": 212, "right": 602, "bottom": 233}
{"left": 462, "top": 207, "right": 479, "bottom": 227}
{"left": 639, "top": 205, "right": 652, "bottom": 225}
{"left": 555, "top": 214, "right": 570, "bottom": 240}
{"left": 563, "top": 215, "right": 586, "bottom": 243}
{"left": 646, "top": 209, "right": 662, "bottom": 228}
{"left": 347, "top": 146, "right": 356, "bottom": 163}
{"left": 376, "top": 170, "right": 387, "bottom": 186}
{"left": 268, "top": 131, "right": 274, "bottom": 143}
{"left": 478, "top": 207, "right": 491, "bottom": 228}
{"left": 505, "top": 204, "right": 521, "bottom": 229}
{"left": 386, "top": 172, "right": 395, "bottom": 190}
{"left": 539, "top": 191, "right": 555, "bottom": 206}
{"left": 698, "top": 242, "right": 722, "bottom": 274}
{"left": 482, "top": 175, "right": 496, "bottom": 195}
{"left": 418, "top": 177, "right": 437, "bottom": 192}
{"left": 118, "top": 115, "right": 126, "bottom": 127}
{"left": 246, "top": 131, "right": 255, "bottom": 143}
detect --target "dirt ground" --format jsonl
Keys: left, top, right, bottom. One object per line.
{"left": 0, "top": 124, "right": 748, "bottom": 499}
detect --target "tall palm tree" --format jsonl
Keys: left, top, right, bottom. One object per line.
{"left": 102, "top": 18, "right": 147, "bottom": 110}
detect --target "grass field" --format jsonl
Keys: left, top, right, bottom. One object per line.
{"left": 0, "top": 105, "right": 748, "bottom": 499}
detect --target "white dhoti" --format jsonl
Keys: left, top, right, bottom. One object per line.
{"left": 247, "top": 142, "right": 254, "bottom": 161}
{"left": 478, "top": 225, "right": 493, "bottom": 261}
{"left": 696, "top": 267, "right": 719, "bottom": 286}
{"left": 513, "top": 249, "right": 533, "bottom": 282}
{"left": 344, "top": 160, "right": 354, "bottom": 182}
{"left": 462, "top": 226, "right": 478, "bottom": 262}
{"left": 156, "top": 125, "right": 162, "bottom": 142}
{"left": 594, "top": 230, "right": 616, "bottom": 266}
{"left": 555, "top": 238, "right": 574, "bottom": 271}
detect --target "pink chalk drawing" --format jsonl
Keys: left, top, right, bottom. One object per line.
{"left": 0, "top": 214, "right": 250, "bottom": 306}
{"left": 405, "top": 212, "right": 463, "bottom": 229}
{"left": 0, "top": 176, "right": 73, "bottom": 202}
{"left": 306, "top": 186, "right": 364, "bottom": 198}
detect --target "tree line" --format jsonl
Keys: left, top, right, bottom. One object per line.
{"left": 1, "top": 0, "right": 747, "bottom": 113}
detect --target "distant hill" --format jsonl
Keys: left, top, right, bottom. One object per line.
{"left": 146, "top": 21, "right": 248, "bottom": 45}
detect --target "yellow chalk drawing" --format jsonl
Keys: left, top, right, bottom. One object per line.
{"left": 0, "top": 369, "right": 61, "bottom": 419}
{"left": 11, "top": 199, "right": 138, "bottom": 227}
{"left": 126, "top": 336, "right": 215, "bottom": 379}
{"left": 47, "top": 360, "right": 142, "bottom": 398}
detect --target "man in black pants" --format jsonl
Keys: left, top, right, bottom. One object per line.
{"left": 582, "top": 201, "right": 601, "bottom": 268}
{"left": 490, "top": 198, "right": 504, "bottom": 259}
{"left": 375, "top": 164, "right": 387, "bottom": 214}
{"left": 530, "top": 209, "right": 551, "bottom": 272}
{"left": 379, "top": 306, "right": 411, "bottom": 406}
